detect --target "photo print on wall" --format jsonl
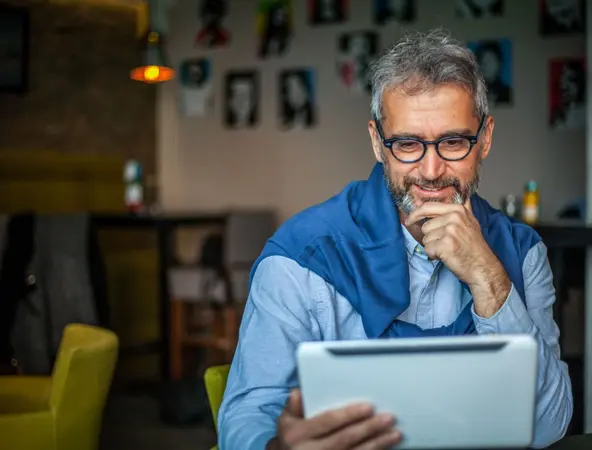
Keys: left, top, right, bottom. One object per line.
{"left": 257, "top": 0, "right": 293, "bottom": 58}
{"left": 278, "top": 68, "right": 317, "bottom": 129}
{"left": 195, "top": 0, "right": 230, "bottom": 48}
{"left": 467, "top": 38, "right": 512, "bottom": 106}
{"left": 308, "top": 0, "right": 348, "bottom": 25}
{"left": 549, "top": 58, "right": 586, "bottom": 130}
{"left": 455, "top": 0, "right": 503, "bottom": 19}
{"left": 539, "top": 0, "right": 585, "bottom": 36}
{"left": 336, "top": 31, "right": 379, "bottom": 94}
{"left": 178, "top": 58, "right": 213, "bottom": 118}
{"left": 224, "top": 71, "right": 260, "bottom": 129}
{"left": 373, "top": 0, "right": 416, "bottom": 25}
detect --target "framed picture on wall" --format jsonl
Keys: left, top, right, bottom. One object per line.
{"left": 0, "top": 5, "right": 30, "bottom": 94}
{"left": 224, "top": 70, "right": 260, "bottom": 129}
{"left": 539, "top": 0, "right": 585, "bottom": 36}
{"left": 278, "top": 68, "right": 317, "bottom": 129}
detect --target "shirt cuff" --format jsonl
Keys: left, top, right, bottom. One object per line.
{"left": 471, "top": 283, "right": 535, "bottom": 335}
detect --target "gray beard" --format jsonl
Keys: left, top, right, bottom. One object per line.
{"left": 383, "top": 160, "right": 482, "bottom": 216}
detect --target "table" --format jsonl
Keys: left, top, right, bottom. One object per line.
{"left": 534, "top": 221, "right": 592, "bottom": 347}
{"left": 92, "top": 213, "right": 227, "bottom": 381}
{"left": 549, "top": 433, "right": 592, "bottom": 449}
{"left": 534, "top": 221, "right": 592, "bottom": 435}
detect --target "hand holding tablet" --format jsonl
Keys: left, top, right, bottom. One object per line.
{"left": 266, "top": 388, "right": 402, "bottom": 450}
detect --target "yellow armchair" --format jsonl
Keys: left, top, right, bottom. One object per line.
{"left": 0, "top": 323, "right": 119, "bottom": 450}
{"left": 204, "top": 364, "right": 231, "bottom": 450}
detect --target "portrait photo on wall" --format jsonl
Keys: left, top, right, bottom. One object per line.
{"left": 224, "top": 71, "right": 260, "bottom": 129}
{"left": 336, "top": 31, "right": 379, "bottom": 94}
{"left": 549, "top": 58, "right": 586, "bottom": 130}
{"left": 373, "top": 0, "right": 416, "bottom": 25}
{"left": 278, "top": 69, "right": 317, "bottom": 129}
{"left": 256, "top": 0, "right": 293, "bottom": 58}
{"left": 178, "top": 58, "right": 213, "bottom": 118}
{"left": 195, "top": 0, "right": 230, "bottom": 48}
{"left": 308, "top": 0, "right": 348, "bottom": 25}
{"left": 455, "top": 0, "right": 503, "bottom": 19}
{"left": 539, "top": 0, "right": 585, "bottom": 36}
{"left": 468, "top": 38, "right": 512, "bottom": 106}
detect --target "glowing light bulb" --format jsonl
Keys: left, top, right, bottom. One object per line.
{"left": 144, "top": 66, "right": 160, "bottom": 81}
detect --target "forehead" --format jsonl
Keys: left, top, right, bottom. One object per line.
{"left": 381, "top": 84, "right": 476, "bottom": 130}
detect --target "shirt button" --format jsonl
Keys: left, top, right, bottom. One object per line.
{"left": 26, "top": 274, "right": 36, "bottom": 286}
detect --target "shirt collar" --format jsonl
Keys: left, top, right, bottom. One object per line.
{"left": 400, "top": 223, "right": 427, "bottom": 258}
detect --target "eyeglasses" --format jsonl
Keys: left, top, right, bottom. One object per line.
{"left": 375, "top": 114, "right": 487, "bottom": 163}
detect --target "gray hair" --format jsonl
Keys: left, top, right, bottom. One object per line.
{"left": 368, "top": 29, "right": 488, "bottom": 123}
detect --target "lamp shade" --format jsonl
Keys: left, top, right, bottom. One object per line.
{"left": 130, "top": 30, "right": 175, "bottom": 83}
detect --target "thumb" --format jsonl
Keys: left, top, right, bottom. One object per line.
{"left": 464, "top": 195, "right": 473, "bottom": 213}
{"left": 286, "top": 388, "right": 304, "bottom": 418}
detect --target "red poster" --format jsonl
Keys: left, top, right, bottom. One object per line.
{"left": 549, "top": 58, "right": 586, "bottom": 130}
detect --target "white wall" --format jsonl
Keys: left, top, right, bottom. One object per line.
{"left": 157, "top": 0, "right": 586, "bottom": 223}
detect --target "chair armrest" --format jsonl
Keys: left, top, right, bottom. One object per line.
{"left": 0, "top": 376, "right": 52, "bottom": 414}
{"left": 0, "top": 411, "right": 55, "bottom": 449}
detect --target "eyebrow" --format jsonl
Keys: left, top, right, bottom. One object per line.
{"left": 384, "top": 127, "right": 475, "bottom": 140}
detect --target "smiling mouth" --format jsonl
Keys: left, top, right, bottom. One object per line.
{"left": 418, "top": 186, "right": 442, "bottom": 191}
{"left": 415, "top": 184, "right": 451, "bottom": 192}
{"left": 413, "top": 185, "right": 457, "bottom": 201}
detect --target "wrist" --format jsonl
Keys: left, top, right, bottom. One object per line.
{"left": 469, "top": 262, "right": 511, "bottom": 318}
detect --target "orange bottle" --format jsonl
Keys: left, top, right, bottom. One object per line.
{"left": 522, "top": 181, "right": 539, "bottom": 225}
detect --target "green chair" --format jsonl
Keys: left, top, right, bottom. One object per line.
{"left": 204, "top": 364, "right": 231, "bottom": 450}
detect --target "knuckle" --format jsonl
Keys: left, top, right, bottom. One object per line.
{"left": 442, "top": 235, "right": 456, "bottom": 251}
{"left": 282, "top": 426, "right": 301, "bottom": 446}
{"left": 444, "top": 223, "right": 456, "bottom": 234}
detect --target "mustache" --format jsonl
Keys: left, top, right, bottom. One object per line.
{"left": 403, "top": 176, "right": 462, "bottom": 191}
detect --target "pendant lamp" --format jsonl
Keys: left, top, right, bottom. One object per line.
{"left": 130, "top": 5, "right": 175, "bottom": 84}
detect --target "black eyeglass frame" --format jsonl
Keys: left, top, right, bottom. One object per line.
{"left": 374, "top": 114, "right": 487, "bottom": 163}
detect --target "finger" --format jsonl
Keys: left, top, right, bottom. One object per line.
{"left": 420, "top": 213, "right": 453, "bottom": 235}
{"left": 320, "top": 413, "right": 396, "bottom": 450}
{"left": 352, "top": 429, "right": 403, "bottom": 450}
{"left": 285, "top": 389, "right": 304, "bottom": 417}
{"left": 422, "top": 227, "right": 446, "bottom": 246}
{"left": 405, "top": 202, "right": 462, "bottom": 226}
{"left": 423, "top": 239, "right": 444, "bottom": 261}
{"left": 303, "top": 403, "right": 375, "bottom": 441}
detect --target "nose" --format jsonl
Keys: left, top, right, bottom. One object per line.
{"left": 418, "top": 144, "right": 446, "bottom": 180}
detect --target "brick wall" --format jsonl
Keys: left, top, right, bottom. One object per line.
{"left": 0, "top": 0, "right": 156, "bottom": 189}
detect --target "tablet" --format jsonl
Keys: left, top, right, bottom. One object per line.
{"left": 297, "top": 334, "right": 537, "bottom": 449}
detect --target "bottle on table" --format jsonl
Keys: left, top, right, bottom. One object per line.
{"left": 500, "top": 194, "right": 518, "bottom": 218}
{"left": 521, "top": 180, "right": 539, "bottom": 225}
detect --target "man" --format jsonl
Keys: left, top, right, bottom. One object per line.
{"left": 225, "top": 73, "right": 258, "bottom": 128}
{"left": 542, "top": 0, "right": 584, "bottom": 35}
{"left": 218, "top": 29, "right": 573, "bottom": 450}
{"left": 551, "top": 60, "right": 586, "bottom": 130}
{"left": 337, "top": 32, "right": 378, "bottom": 94}
{"left": 280, "top": 71, "right": 315, "bottom": 129}
{"left": 258, "top": 1, "right": 292, "bottom": 58}
{"left": 195, "top": 0, "right": 230, "bottom": 48}
{"left": 473, "top": 40, "right": 511, "bottom": 105}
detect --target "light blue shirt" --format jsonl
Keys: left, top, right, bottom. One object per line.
{"left": 218, "top": 227, "right": 573, "bottom": 450}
